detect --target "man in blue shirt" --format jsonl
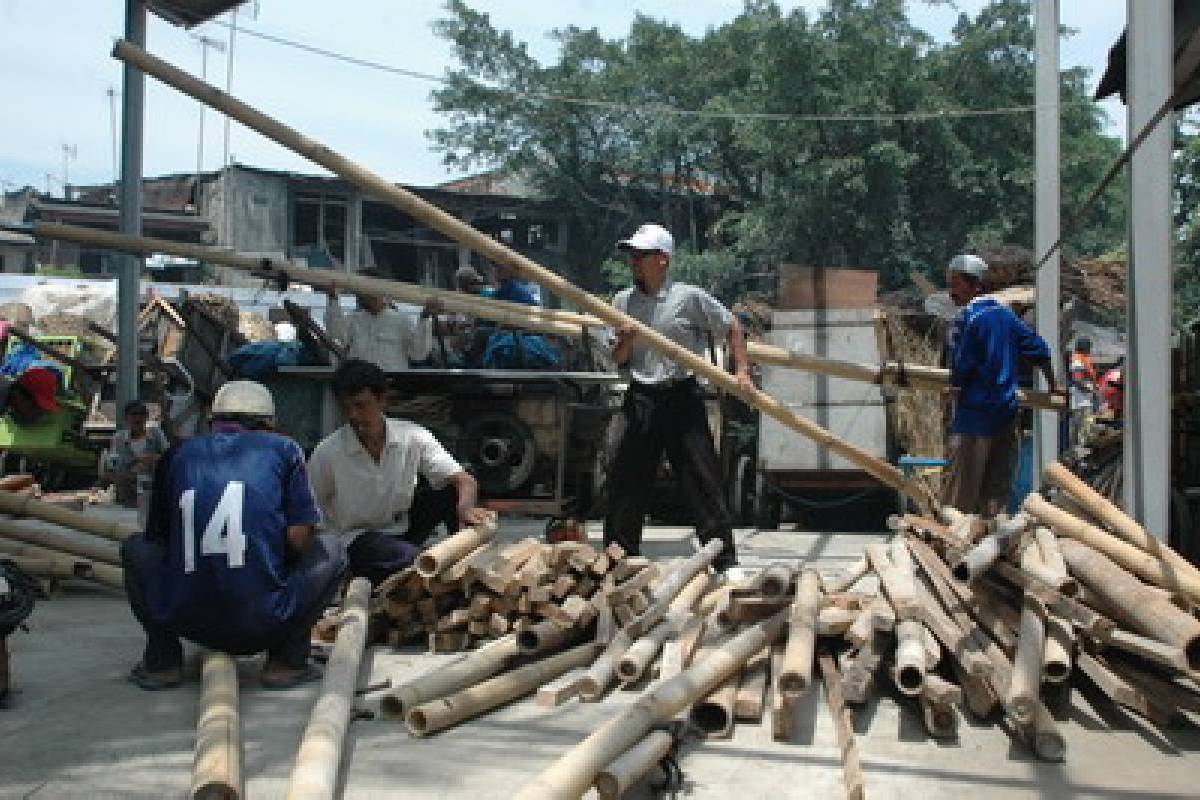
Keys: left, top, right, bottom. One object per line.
{"left": 942, "top": 254, "right": 1056, "bottom": 515}
{"left": 121, "top": 381, "right": 346, "bottom": 690}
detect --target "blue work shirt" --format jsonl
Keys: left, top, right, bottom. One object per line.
{"left": 141, "top": 431, "right": 321, "bottom": 651}
{"left": 948, "top": 297, "right": 1050, "bottom": 436}
{"left": 488, "top": 278, "right": 539, "bottom": 306}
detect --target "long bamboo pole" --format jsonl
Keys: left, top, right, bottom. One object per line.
{"left": 414, "top": 515, "right": 498, "bottom": 578}
{"left": 778, "top": 569, "right": 822, "bottom": 697}
{"left": 514, "top": 612, "right": 788, "bottom": 800}
{"left": 380, "top": 634, "right": 519, "bottom": 719}
{"left": 0, "top": 518, "right": 121, "bottom": 566}
{"left": 0, "top": 491, "right": 138, "bottom": 542}
{"left": 191, "top": 651, "right": 241, "bottom": 800}
{"left": 0, "top": 538, "right": 124, "bottom": 590}
{"left": 110, "top": 39, "right": 932, "bottom": 508}
{"left": 286, "top": 577, "right": 371, "bottom": 800}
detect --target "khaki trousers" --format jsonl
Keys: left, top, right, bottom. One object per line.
{"left": 941, "top": 416, "right": 1020, "bottom": 516}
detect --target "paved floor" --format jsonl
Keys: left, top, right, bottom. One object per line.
{"left": 2, "top": 514, "right": 1199, "bottom": 799}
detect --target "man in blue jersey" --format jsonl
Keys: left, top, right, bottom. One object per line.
{"left": 942, "top": 254, "right": 1057, "bottom": 515}
{"left": 121, "top": 380, "right": 346, "bottom": 690}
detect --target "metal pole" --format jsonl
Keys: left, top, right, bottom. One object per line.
{"left": 117, "top": 0, "right": 146, "bottom": 416}
{"left": 1124, "top": 1, "right": 1173, "bottom": 538}
{"left": 197, "top": 44, "right": 207, "bottom": 175}
{"left": 223, "top": 9, "right": 237, "bottom": 167}
{"left": 1033, "top": 0, "right": 1061, "bottom": 486}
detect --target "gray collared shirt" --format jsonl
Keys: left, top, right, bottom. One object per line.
{"left": 612, "top": 280, "right": 734, "bottom": 385}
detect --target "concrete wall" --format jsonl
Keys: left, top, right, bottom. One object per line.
{"left": 201, "top": 167, "right": 289, "bottom": 257}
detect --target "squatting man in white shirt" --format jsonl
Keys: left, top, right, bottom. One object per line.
{"left": 307, "top": 358, "right": 492, "bottom": 585}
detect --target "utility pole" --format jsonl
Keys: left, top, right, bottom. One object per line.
{"left": 60, "top": 144, "right": 77, "bottom": 200}
{"left": 191, "top": 33, "right": 226, "bottom": 176}
{"left": 223, "top": 8, "right": 238, "bottom": 167}
{"left": 117, "top": 0, "right": 147, "bottom": 416}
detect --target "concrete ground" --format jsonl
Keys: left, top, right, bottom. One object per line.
{"left": 2, "top": 511, "right": 1199, "bottom": 799}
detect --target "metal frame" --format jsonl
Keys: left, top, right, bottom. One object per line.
{"left": 1034, "top": 0, "right": 1061, "bottom": 484}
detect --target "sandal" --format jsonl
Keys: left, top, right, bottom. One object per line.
{"left": 261, "top": 663, "right": 322, "bottom": 690}
{"left": 127, "top": 662, "right": 183, "bottom": 691}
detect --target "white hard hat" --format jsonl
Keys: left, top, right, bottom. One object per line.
{"left": 211, "top": 380, "right": 275, "bottom": 419}
{"left": 617, "top": 223, "right": 674, "bottom": 255}
{"left": 948, "top": 254, "right": 988, "bottom": 279}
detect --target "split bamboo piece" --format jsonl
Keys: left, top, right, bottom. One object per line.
{"left": 406, "top": 642, "right": 598, "bottom": 736}
{"left": 1059, "top": 539, "right": 1200, "bottom": 671}
{"left": 819, "top": 654, "right": 866, "bottom": 800}
{"left": 1022, "top": 537, "right": 1074, "bottom": 683}
{"left": 0, "top": 518, "right": 121, "bottom": 566}
{"left": 191, "top": 651, "right": 241, "bottom": 800}
{"left": 0, "top": 538, "right": 124, "bottom": 590}
{"left": 1045, "top": 461, "right": 1200, "bottom": 594}
{"left": 0, "top": 491, "right": 138, "bottom": 542}
{"left": 380, "top": 634, "right": 519, "bottom": 719}
{"left": 286, "top": 577, "right": 371, "bottom": 800}
{"left": 1024, "top": 493, "right": 1200, "bottom": 606}
{"left": 415, "top": 515, "right": 498, "bottom": 578}
{"left": 110, "top": 39, "right": 933, "bottom": 510}
{"left": 778, "top": 569, "right": 822, "bottom": 697}
{"left": 1005, "top": 596, "right": 1046, "bottom": 725}
{"left": 617, "top": 572, "right": 710, "bottom": 685}
{"left": 747, "top": 341, "right": 1064, "bottom": 411}
{"left": 592, "top": 729, "right": 674, "bottom": 799}
{"left": 514, "top": 612, "right": 788, "bottom": 799}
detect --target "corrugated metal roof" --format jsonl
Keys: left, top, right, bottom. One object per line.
{"left": 147, "top": 1, "right": 248, "bottom": 28}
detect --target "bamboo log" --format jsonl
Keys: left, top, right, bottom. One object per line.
{"left": 110, "top": 39, "right": 932, "bottom": 509}
{"left": 515, "top": 616, "right": 590, "bottom": 655}
{"left": 514, "top": 612, "right": 788, "bottom": 799}
{"left": 415, "top": 515, "right": 498, "bottom": 578}
{"left": 577, "top": 631, "right": 633, "bottom": 702}
{"left": 0, "top": 538, "right": 124, "bottom": 589}
{"left": 0, "top": 491, "right": 138, "bottom": 542}
{"left": 893, "top": 619, "right": 928, "bottom": 695}
{"left": 380, "top": 634, "right": 519, "bottom": 719}
{"left": 919, "top": 675, "right": 961, "bottom": 739}
{"left": 285, "top": 577, "right": 371, "bottom": 800}
{"left": 0, "top": 518, "right": 121, "bottom": 566}
{"left": 749, "top": 562, "right": 794, "bottom": 600}
{"left": 616, "top": 573, "right": 710, "bottom": 685}
{"left": 592, "top": 730, "right": 673, "bottom": 800}
{"left": 406, "top": 642, "right": 598, "bottom": 736}
{"left": 1024, "top": 493, "right": 1200, "bottom": 606}
{"left": 1099, "top": 628, "right": 1191, "bottom": 674}
{"left": 951, "top": 513, "right": 1030, "bottom": 583}
{"left": 733, "top": 646, "right": 770, "bottom": 722}
{"left": 1021, "top": 538, "right": 1073, "bottom": 683}
{"left": 1059, "top": 539, "right": 1200, "bottom": 671}
{"left": 1045, "top": 461, "right": 1200, "bottom": 592}
{"left": 690, "top": 647, "right": 739, "bottom": 738}
{"left": 191, "top": 651, "right": 241, "bottom": 800}
{"left": 0, "top": 554, "right": 94, "bottom": 581}
{"left": 1005, "top": 596, "right": 1046, "bottom": 725}
{"left": 748, "top": 341, "right": 1064, "bottom": 411}
{"left": 629, "top": 539, "right": 723, "bottom": 639}
{"left": 818, "top": 654, "right": 866, "bottom": 800}
{"left": 865, "top": 543, "right": 919, "bottom": 619}
{"left": 778, "top": 569, "right": 822, "bottom": 697}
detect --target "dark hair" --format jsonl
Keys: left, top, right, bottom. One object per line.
{"left": 332, "top": 358, "right": 388, "bottom": 399}
{"left": 123, "top": 400, "right": 149, "bottom": 417}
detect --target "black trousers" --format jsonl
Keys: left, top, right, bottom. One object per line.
{"left": 346, "top": 483, "right": 460, "bottom": 586}
{"left": 603, "top": 379, "right": 736, "bottom": 567}
{"left": 122, "top": 532, "right": 347, "bottom": 671}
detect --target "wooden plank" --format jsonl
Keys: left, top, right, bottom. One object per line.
{"left": 1077, "top": 652, "right": 1173, "bottom": 726}
{"left": 819, "top": 654, "right": 866, "bottom": 800}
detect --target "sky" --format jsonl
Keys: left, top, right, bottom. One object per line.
{"left": 0, "top": 1, "right": 1129, "bottom": 197}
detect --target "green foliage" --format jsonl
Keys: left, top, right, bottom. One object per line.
{"left": 430, "top": 0, "right": 1127, "bottom": 297}
{"left": 34, "top": 264, "right": 85, "bottom": 279}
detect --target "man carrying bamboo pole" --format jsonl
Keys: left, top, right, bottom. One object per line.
{"left": 941, "top": 254, "right": 1056, "bottom": 515}
{"left": 121, "top": 381, "right": 347, "bottom": 690}
{"left": 307, "top": 359, "right": 491, "bottom": 585}
{"left": 604, "top": 224, "right": 750, "bottom": 571}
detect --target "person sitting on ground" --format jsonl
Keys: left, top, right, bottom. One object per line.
{"left": 307, "top": 359, "right": 492, "bottom": 585}
{"left": 325, "top": 268, "right": 442, "bottom": 371}
{"left": 120, "top": 380, "right": 346, "bottom": 690}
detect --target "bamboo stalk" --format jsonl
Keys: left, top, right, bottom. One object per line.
{"left": 285, "top": 577, "right": 371, "bottom": 800}
{"left": 1024, "top": 493, "right": 1200, "bottom": 606}
{"left": 1005, "top": 596, "right": 1046, "bottom": 725}
{"left": 617, "top": 573, "right": 710, "bottom": 685}
{"left": 110, "top": 39, "right": 933, "bottom": 509}
{"left": 0, "top": 518, "right": 121, "bottom": 566}
{"left": 0, "top": 491, "right": 137, "bottom": 542}
{"left": 778, "top": 569, "right": 822, "bottom": 697}
{"left": 406, "top": 642, "right": 599, "bottom": 736}
{"left": 1022, "top": 537, "right": 1074, "bottom": 683}
{"left": 0, "top": 538, "right": 123, "bottom": 589}
{"left": 514, "top": 612, "right": 788, "bottom": 799}
{"left": 951, "top": 513, "right": 1030, "bottom": 583}
{"left": 592, "top": 730, "right": 673, "bottom": 800}
{"left": 191, "top": 651, "right": 241, "bottom": 800}
{"left": 749, "top": 562, "right": 794, "bottom": 600}
{"left": 818, "top": 654, "right": 866, "bottom": 800}
{"left": 0, "top": 554, "right": 94, "bottom": 581}
{"left": 826, "top": 555, "right": 869, "bottom": 594}
{"left": 1059, "top": 539, "right": 1200, "bottom": 670}
{"left": 380, "top": 634, "right": 519, "bottom": 719}
{"left": 414, "top": 515, "right": 498, "bottom": 578}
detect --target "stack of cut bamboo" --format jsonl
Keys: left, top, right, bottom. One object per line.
{"left": 368, "top": 528, "right": 654, "bottom": 655}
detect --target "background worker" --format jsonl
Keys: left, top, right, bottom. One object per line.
{"left": 307, "top": 359, "right": 492, "bottom": 585}
{"left": 105, "top": 400, "right": 170, "bottom": 508}
{"left": 325, "top": 267, "right": 442, "bottom": 371}
{"left": 120, "top": 380, "right": 345, "bottom": 690}
{"left": 942, "top": 254, "right": 1056, "bottom": 515}
{"left": 1067, "top": 336, "right": 1099, "bottom": 447}
{"left": 604, "top": 223, "right": 750, "bottom": 572}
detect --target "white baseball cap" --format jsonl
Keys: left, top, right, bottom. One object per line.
{"left": 948, "top": 253, "right": 988, "bottom": 279}
{"left": 617, "top": 223, "right": 674, "bottom": 255}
